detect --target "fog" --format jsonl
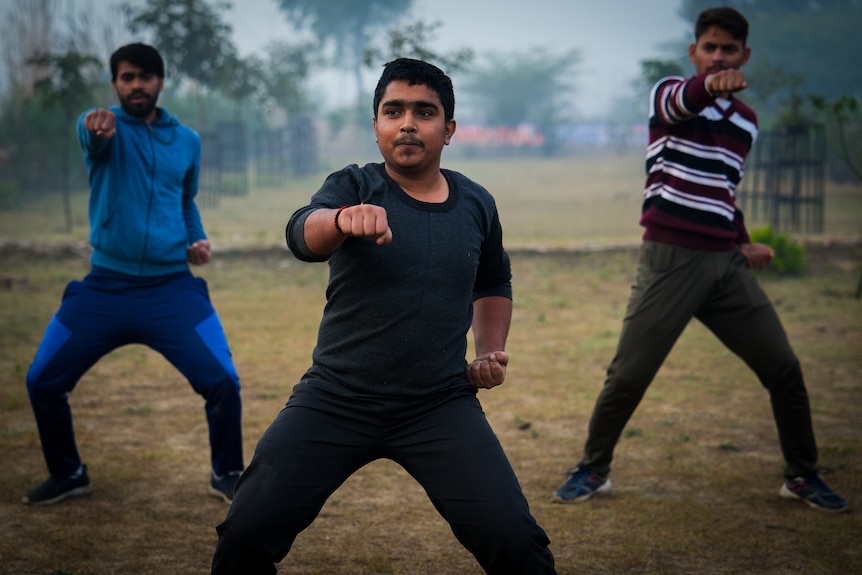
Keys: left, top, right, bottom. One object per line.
{"left": 226, "top": 0, "right": 690, "bottom": 119}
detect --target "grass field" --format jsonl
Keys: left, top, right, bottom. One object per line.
{"left": 0, "top": 155, "right": 861, "bottom": 574}
{"left": 4, "top": 154, "right": 859, "bottom": 251}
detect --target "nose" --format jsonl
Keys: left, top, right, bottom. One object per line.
{"left": 400, "top": 111, "right": 417, "bottom": 132}
{"left": 130, "top": 74, "right": 146, "bottom": 90}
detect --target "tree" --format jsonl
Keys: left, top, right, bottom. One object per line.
{"left": 256, "top": 40, "right": 323, "bottom": 118}
{"left": 0, "top": 0, "right": 55, "bottom": 100}
{"left": 639, "top": 59, "right": 685, "bottom": 88}
{"left": 29, "top": 48, "right": 102, "bottom": 232}
{"left": 274, "top": 0, "right": 412, "bottom": 105}
{"left": 461, "top": 48, "right": 580, "bottom": 155}
{"left": 122, "top": 0, "right": 242, "bottom": 129}
{"left": 810, "top": 94, "right": 862, "bottom": 182}
{"left": 363, "top": 20, "right": 473, "bottom": 74}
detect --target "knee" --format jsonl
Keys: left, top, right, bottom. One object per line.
{"left": 213, "top": 521, "right": 277, "bottom": 575}
{"left": 197, "top": 372, "right": 241, "bottom": 401}
{"left": 457, "top": 508, "right": 552, "bottom": 562}
{"left": 25, "top": 367, "right": 56, "bottom": 399}
{"left": 470, "top": 521, "right": 554, "bottom": 574}
{"left": 759, "top": 357, "right": 804, "bottom": 392}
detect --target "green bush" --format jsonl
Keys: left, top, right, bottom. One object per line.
{"left": 0, "top": 180, "right": 22, "bottom": 210}
{"left": 748, "top": 225, "right": 807, "bottom": 275}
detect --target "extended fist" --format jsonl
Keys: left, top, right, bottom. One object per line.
{"left": 706, "top": 69, "right": 748, "bottom": 96}
{"left": 84, "top": 109, "right": 116, "bottom": 139}
{"left": 335, "top": 204, "right": 393, "bottom": 245}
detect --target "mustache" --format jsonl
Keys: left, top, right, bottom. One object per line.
{"left": 394, "top": 136, "right": 422, "bottom": 146}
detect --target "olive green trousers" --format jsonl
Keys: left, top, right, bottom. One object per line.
{"left": 579, "top": 241, "right": 818, "bottom": 478}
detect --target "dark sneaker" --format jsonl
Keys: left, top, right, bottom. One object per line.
{"left": 552, "top": 467, "right": 611, "bottom": 503}
{"left": 780, "top": 472, "right": 849, "bottom": 512}
{"left": 209, "top": 471, "right": 241, "bottom": 503}
{"left": 22, "top": 465, "right": 93, "bottom": 505}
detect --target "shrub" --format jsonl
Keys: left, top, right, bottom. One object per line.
{"left": 748, "top": 225, "right": 807, "bottom": 275}
{"left": 0, "top": 180, "right": 22, "bottom": 210}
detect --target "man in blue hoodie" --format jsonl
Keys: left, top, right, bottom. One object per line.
{"left": 22, "top": 43, "right": 244, "bottom": 505}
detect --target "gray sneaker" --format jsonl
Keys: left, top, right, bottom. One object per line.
{"left": 552, "top": 467, "right": 611, "bottom": 503}
{"left": 780, "top": 472, "right": 849, "bottom": 512}
{"left": 209, "top": 471, "right": 241, "bottom": 503}
{"left": 23, "top": 465, "right": 93, "bottom": 505}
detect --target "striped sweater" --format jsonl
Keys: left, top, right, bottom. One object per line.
{"left": 641, "top": 72, "right": 758, "bottom": 251}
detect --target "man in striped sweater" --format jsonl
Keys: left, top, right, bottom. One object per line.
{"left": 553, "top": 6, "right": 848, "bottom": 511}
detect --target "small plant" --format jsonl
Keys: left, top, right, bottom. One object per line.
{"left": 0, "top": 180, "right": 22, "bottom": 209}
{"left": 748, "top": 225, "right": 807, "bottom": 275}
{"left": 124, "top": 404, "right": 154, "bottom": 416}
{"left": 513, "top": 415, "right": 532, "bottom": 431}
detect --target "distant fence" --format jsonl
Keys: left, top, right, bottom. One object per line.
{"left": 199, "top": 117, "right": 318, "bottom": 209}
{"left": 199, "top": 121, "right": 248, "bottom": 210}
{"left": 740, "top": 124, "right": 826, "bottom": 234}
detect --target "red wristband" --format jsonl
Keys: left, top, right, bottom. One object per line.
{"left": 334, "top": 206, "right": 349, "bottom": 235}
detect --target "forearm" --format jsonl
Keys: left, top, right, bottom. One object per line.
{"left": 301, "top": 207, "right": 346, "bottom": 258}
{"left": 653, "top": 74, "right": 712, "bottom": 124}
{"left": 472, "top": 296, "right": 512, "bottom": 355}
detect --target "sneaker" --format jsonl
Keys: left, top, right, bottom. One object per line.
{"left": 552, "top": 467, "right": 611, "bottom": 503}
{"left": 22, "top": 465, "right": 93, "bottom": 505}
{"left": 780, "top": 472, "right": 849, "bottom": 512}
{"left": 209, "top": 471, "right": 241, "bottom": 503}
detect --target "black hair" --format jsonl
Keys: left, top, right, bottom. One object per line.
{"left": 109, "top": 43, "right": 165, "bottom": 82}
{"left": 373, "top": 58, "right": 455, "bottom": 122}
{"left": 695, "top": 6, "right": 749, "bottom": 45}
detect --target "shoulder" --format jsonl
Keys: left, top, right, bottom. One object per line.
{"left": 312, "top": 163, "right": 388, "bottom": 204}
{"left": 329, "top": 162, "right": 388, "bottom": 190}
{"left": 443, "top": 169, "right": 494, "bottom": 202}
{"left": 324, "top": 163, "right": 373, "bottom": 187}
{"left": 651, "top": 74, "right": 689, "bottom": 93}
{"left": 159, "top": 109, "right": 199, "bottom": 139}
{"left": 731, "top": 97, "right": 758, "bottom": 123}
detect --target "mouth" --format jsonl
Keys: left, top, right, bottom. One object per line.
{"left": 395, "top": 138, "right": 422, "bottom": 148}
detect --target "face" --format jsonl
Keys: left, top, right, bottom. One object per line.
{"left": 688, "top": 25, "right": 750, "bottom": 76}
{"left": 112, "top": 61, "right": 163, "bottom": 121}
{"left": 373, "top": 80, "right": 455, "bottom": 175}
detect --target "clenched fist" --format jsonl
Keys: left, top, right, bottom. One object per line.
{"left": 84, "top": 109, "right": 117, "bottom": 139}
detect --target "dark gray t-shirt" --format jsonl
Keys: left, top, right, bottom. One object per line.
{"left": 286, "top": 162, "right": 512, "bottom": 398}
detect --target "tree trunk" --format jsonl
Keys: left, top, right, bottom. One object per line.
{"left": 61, "top": 116, "right": 73, "bottom": 233}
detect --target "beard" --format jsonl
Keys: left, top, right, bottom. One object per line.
{"left": 119, "top": 90, "right": 159, "bottom": 119}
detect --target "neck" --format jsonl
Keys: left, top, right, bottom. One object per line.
{"left": 385, "top": 163, "right": 448, "bottom": 203}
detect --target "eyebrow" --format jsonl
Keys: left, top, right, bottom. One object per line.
{"left": 381, "top": 98, "right": 439, "bottom": 110}
{"left": 702, "top": 42, "right": 740, "bottom": 49}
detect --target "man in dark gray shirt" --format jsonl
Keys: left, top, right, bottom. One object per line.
{"left": 211, "top": 58, "right": 556, "bottom": 575}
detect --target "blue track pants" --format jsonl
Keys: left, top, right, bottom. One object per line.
{"left": 26, "top": 266, "right": 243, "bottom": 478}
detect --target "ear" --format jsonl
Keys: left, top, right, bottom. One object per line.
{"left": 373, "top": 116, "right": 379, "bottom": 143}
{"left": 157, "top": 77, "right": 164, "bottom": 93}
{"left": 740, "top": 45, "right": 751, "bottom": 67}
{"left": 688, "top": 42, "right": 697, "bottom": 64}
{"left": 444, "top": 119, "right": 456, "bottom": 145}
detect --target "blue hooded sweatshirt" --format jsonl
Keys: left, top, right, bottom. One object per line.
{"left": 77, "top": 105, "right": 206, "bottom": 276}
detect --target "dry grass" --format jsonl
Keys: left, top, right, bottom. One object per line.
{"left": 0, "top": 155, "right": 861, "bottom": 574}
{"left": 4, "top": 154, "right": 859, "bottom": 251}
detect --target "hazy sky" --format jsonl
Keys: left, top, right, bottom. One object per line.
{"left": 226, "top": 0, "right": 692, "bottom": 119}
